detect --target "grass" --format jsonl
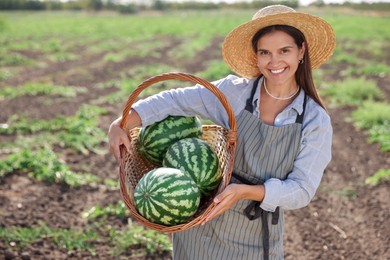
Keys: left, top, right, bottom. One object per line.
{"left": 0, "top": 69, "right": 12, "bottom": 80}
{"left": 0, "top": 10, "right": 248, "bottom": 52}
{"left": 48, "top": 51, "right": 79, "bottom": 62}
{"left": 0, "top": 51, "right": 32, "bottom": 66}
{"left": 0, "top": 146, "right": 101, "bottom": 187}
{"left": 82, "top": 201, "right": 129, "bottom": 221}
{"left": 198, "top": 60, "right": 234, "bottom": 81}
{"left": 351, "top": 102, "right": 390, "bottom": 152}
{"left": 0, "top": 82, "right": 87, "bottom": 100}
{"left": 103, "top": 38, "right": 165, "bottom": 62}
{"left": 321, "top": 77, "right": 384, "bottom": 106}
{"left": 98, "top": 63, "right": 182, "bottom": 104}
{"left": 368, "top": 122, "right": 390, "bottom": 152}
{"left": 324, "top": 12, "right": 390, "bottom": 41}
{"left": 344, "top": 62, "right": 390, "bottom": 78}
{"left": 1, "top": 105, "right": 107, "bottom": 154}
{"left": 351, "top": 101, "right": 390, "bottom": 129}
{"left": 0, "top": 224, "right": 98, "bottom": 254}
{"left": 329, "top": 45, "right": 361, "bottom": 65}
{"left": 108, "top": 224, "right": 172, "bottom": 256}
{"left": 319, "top": 62, "right": 390, "bottom": 171}
{"left": 0, "top": 222, "right": 172, "bottom": 257}
{"left": 365, "top": 168, "right": 390, "bottom": 186}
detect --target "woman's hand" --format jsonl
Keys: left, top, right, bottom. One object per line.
{"left": 108, "top": 118, "right": 131, "bottom": 163}
{"left": 108, "top": 109, "right": 142, "bottom": 162}
{"left": 201, "top": 183, "right": 265, "bottom": 225}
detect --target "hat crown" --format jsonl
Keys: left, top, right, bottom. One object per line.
{"left": 252, "top": 5, "right": 296, "bottom": 20}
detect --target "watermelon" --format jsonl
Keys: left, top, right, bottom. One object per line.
{"left": 134, "top": 167, "right": 201, "bottom": 226}
{"left": 163, "top": 137, "right": 221, "bottom": 197}
{"left": 137, "top": 116, "right": 203, "bottom": 166}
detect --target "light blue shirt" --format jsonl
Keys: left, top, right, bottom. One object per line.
{"left": 133, "top": 74, "right": 332, "bottom": 212}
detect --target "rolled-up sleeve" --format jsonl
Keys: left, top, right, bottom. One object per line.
{"left": 260, "top": 105, "right": 333, "bottom": 212}
{"left": 133, "top": 85, "right": 214, "bottom": 126}
{"left": 132, "top": 75, "right": 252, "bottom": 128}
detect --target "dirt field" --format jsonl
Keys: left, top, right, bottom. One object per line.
{"left": 0, "top": 33, "right": 389, "bottom": 260}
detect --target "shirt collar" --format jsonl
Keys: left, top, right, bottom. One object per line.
{"left": 253, "top": 77, "right": 306, "bottom": 115}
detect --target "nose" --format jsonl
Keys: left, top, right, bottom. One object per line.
{"left": 269, "top": 54, "right": 280, "bottom": 67}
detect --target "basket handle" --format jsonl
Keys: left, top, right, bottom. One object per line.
{"left": 120, "top": 72, "right": 237, "bottom": 145}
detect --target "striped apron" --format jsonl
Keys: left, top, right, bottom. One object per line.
{"left": 173, "top": 77, "right": 306, "bottom": 260}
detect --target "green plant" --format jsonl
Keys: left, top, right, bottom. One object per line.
{"left": 0, "top": 16, "right": 8, "bottom": 33}
{"left": 0, "top": 105, "right": 107, "bottom": 155}
{"left": 0, "top": 82, "right": 86, "bottom": 100}
{"left": 336, "top": 187, "right": 358, "bottom": 199}
{"left": 351, "top": 102, "right": 390, "bottom": 151}
{"left": 0, "top": 226, "right": 47, "bottom": 249}
{"left": 47, "top": 227, "right": 98, "bottom": 253}
{"left": 321, "top": 77, "right": 383, "bottom": 106}
{"left": 345, "top": 62, "right": 390, "bottom": 78}
{"left": 368, "top": 121, "right": 390, "bottom": 152}
{"left": 330, "top": 45, "right": 361, "bottom": 65}
{"left": 198, "top": 60, "right": 233, "bottom": 81}
{"left": 1, "top": 115, "right": 70, "bottom": 134}
{"left": 0, "top": 224, "right": 98, "bottom": 254}
{"left": 0, "top": 220, "right": 172, "bottom": 257}
{"left": 0, "top": 51, "right": 31, "bottom": 66}
{"left": 360, "top": 63, "right": 390, "bottom": 77}
{"left": 365, "top": 168, "right": 390, "bottom": 186}
{"left": 0, "top": 69, "right": 12, "bottom": 80}
{"left": 0, "top": 146, "right": 100, "bottom": 187}
{"left": 108, "top": 224, "right": 171, "bottom": 256}
{"left": 351, "top": 102, "right": 390, "bottom": 129}
{"left": 82, "top": 201, "right": 128, "bottom": 221}
{"left": 48, "top": 51, "right": 78, "bottom": 62}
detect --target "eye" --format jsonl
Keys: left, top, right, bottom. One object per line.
{"left": 281, "top": 48, "right": 290, "bottom": 54}
{"left": 258, "top": 50, "right": 269, "bottom": 56}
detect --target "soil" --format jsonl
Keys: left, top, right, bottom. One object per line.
{"left": 0, "top": 33, "right": 389, "bottom": 260}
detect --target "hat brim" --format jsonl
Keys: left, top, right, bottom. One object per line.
{"left": 222, "top": 12, "right": 336, "bottom": 78}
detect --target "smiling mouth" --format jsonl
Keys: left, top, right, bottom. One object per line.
{"left": 270, "top": 68, "right": 285, "bottom": 74}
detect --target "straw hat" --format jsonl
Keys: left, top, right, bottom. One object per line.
{"left": 222, "top": 5, "right": 336, "bottom": 78}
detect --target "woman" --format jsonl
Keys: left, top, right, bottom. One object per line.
{"left": 109, "top": 5, "right": 336, "bottom": 260}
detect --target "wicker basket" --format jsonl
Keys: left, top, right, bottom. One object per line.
{"left": 119, "top": 72, "right": 237, "bottom": 233}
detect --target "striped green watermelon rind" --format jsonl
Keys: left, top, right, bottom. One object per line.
{"left": 137, "top": 116, "right": 203, "bottom": 166}
{"left": 134, "top": 167, "right": 201, "bottom": 226}
{"left": 163, "top": 137, "right": 222, "bottom": 197}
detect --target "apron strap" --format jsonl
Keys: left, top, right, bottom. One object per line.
{"left": 261, "top": 211, "right": 270, "bottom": 260}
{"left": 232, "top": 172, "right": 278, "bottom": 260}
{"left": 244, "top": 76, "right": 261, "bottom": 113}
{"left": 295, "top": 94, "right": 307, "bottom": 124}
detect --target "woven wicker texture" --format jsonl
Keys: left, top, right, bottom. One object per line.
{"left": 222, "top": 5, "right": 336, "bottom": 78}
{"left": 119, "top": 72, "right": 237, "bottom": 233}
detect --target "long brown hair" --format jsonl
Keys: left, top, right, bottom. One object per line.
{"left": 251, "top": 25, "right": 327, "bottom": 111}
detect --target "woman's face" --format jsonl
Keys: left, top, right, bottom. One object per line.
{"left": 256, "top": 30, "right": 305, "bottom": 87}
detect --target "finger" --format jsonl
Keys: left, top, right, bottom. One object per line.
{"left": 111, "top": 144, "right": 121, "bottom": 163}
{"left": 202, "top": 199, "right": 221, "bottom": 224}
{"left": 202, "top": 201, "right": 226, "bottom": 225}
{"left": 213, "top": 187, "right": 231, "bottom": 203}
{"left": 122, "top": 136, "right": 132, "bottom": 153}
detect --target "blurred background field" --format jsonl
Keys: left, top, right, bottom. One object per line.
{"left": 0, "top": 1, "right": 389, "bottom": 259}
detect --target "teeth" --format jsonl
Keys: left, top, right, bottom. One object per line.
{"left": 271, "top": 68, "right": 285, "bottom": 74}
